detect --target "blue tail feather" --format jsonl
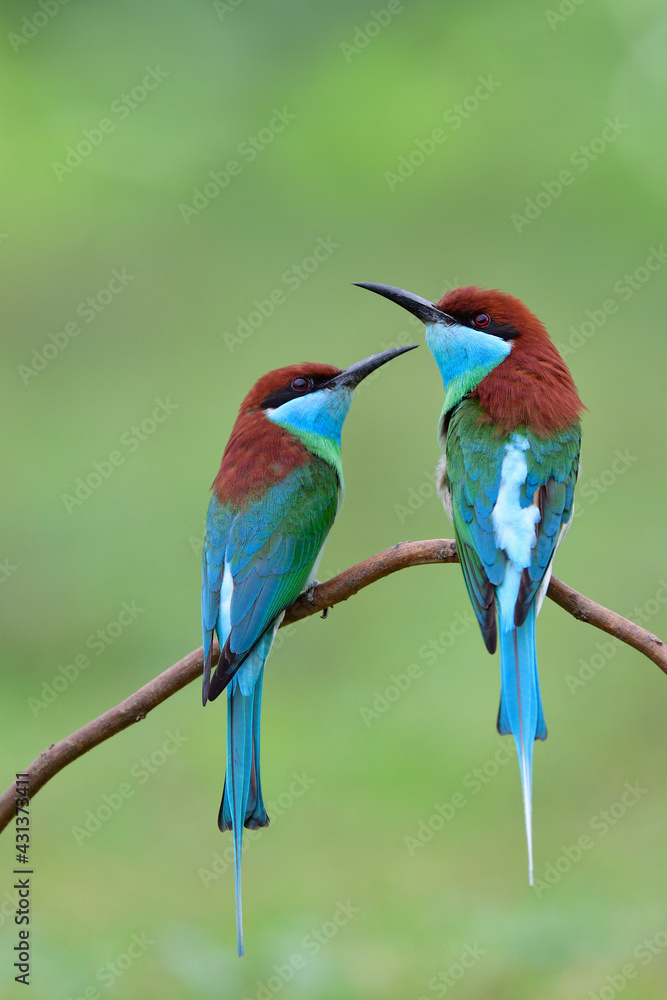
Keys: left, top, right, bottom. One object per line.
{"left": 496, "top": 603, "right": 546, "bottom": 884}
{"left": 246, "top": 668, "right": 268, "bottom": 828}
{"left": 218, "top": 637, "right": 273, "bottom": 957}
{"left": 224, "top": 679, "right": 252, "bottom": 957}
{"left": 220, "top": 667, "right": 269, "bottom": 831}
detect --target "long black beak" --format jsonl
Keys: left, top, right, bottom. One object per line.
{"left": 353, "top": 282, "right": 454, "bottom": 325}
{"left": 327, "top": 344, "right": 418, "bottom": 389}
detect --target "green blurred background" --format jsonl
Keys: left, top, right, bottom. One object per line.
{"left": 2, "top": 0, "right": 666, "bottom": 997}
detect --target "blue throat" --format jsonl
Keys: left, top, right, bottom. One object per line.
{"left": 266, "top": 386, "right": 353, "bottom": 482}
{"left": 425, "top": 320, "right": 511, "bottom": 424}
{"left": 266, "top": 385, "right": 353, "bottom": 445}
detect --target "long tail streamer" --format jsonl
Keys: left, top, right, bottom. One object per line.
{"left": 219, "top": 642, "right": 271, "bottom": 956}
{"left": 497, "top": 603, "right": 547, "bottom": 884}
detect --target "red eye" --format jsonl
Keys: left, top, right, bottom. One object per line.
{"left": 474, "top": 313, "right": 491, "bottom": 327}
{"left": 291, "top": 377, "right": 309, "bottom": 391}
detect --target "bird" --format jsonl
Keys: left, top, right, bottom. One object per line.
{"left": 201, "top": 345, "right": 417, "bottom": 955}
{"left": 354, "top": 281, "right": 582, "bottom": 883}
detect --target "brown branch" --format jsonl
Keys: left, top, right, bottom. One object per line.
{"left": 1, "top": 539, "right": 664, "bottom": 834}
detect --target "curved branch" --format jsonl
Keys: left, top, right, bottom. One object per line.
{"left": 1, "top": 539, "right": 664, "bottom": 834}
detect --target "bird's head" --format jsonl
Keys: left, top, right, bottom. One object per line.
{"left": 242, "top": 346, "right": 417, "bottom": 444}
{"left": 355, "top": 282, "right": 582, "bottom": 435}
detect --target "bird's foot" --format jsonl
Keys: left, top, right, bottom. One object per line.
{"left": 305, "top": 580, "right": 330, "bottom": 619}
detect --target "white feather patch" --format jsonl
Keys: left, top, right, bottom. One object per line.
{"left": 219, "top": 562, "right": 233, "bottom": 644}
{"left": 534, "top": 504, "right": 574, "bottom": 617}
{"left": 306, "top": 540, "right": 327, "bottom": 588}
{"left": 436, "top": 454, "right": 453, "bottom": 520}
{"left": 492, "top": 434, "right": 540, "bottom": 630}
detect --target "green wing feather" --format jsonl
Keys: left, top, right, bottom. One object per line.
{"left": 445, "top": 399, "right": 580, "bottom": 648}
{"left": 204, "top": 456, "right": 339, "bottom": 700}
{"left": 514, "top": 424, "right": 580, "bottom": 624}
{"left": 446, "top": 401, "right": 506, "bottom": 652}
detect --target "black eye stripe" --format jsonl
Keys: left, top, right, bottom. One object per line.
{"left": 261, "top": 373, "right": 332, "bottom": 410}
{"left": 452, "top": 312, "right": 520, "bottom": 342}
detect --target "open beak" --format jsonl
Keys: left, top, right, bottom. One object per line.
{"left": 353, "top": 282, "right": 454, "bottom": 325}
{"left": 326, "top": 343, "right": 418, "bottom": 390}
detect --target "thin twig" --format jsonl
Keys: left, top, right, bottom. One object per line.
{"left": 1, "top": 539, "right": 664, "bottom": 834}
